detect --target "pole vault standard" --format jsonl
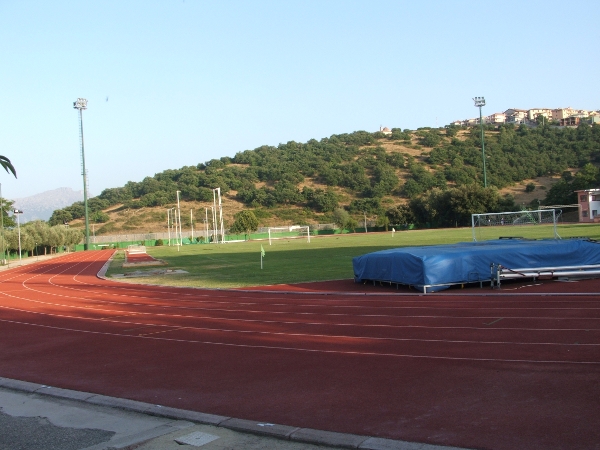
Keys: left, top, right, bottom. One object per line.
{"left": 212, "top": 188, "right": 224, "bottom": 243}
{"left": 190, "top": 209, "right": 194, "bottom": 242}
{"left": 176, "top": 191, "right": 182, "bottom": 251}
{"left": 167, "top": 209, "right": 172, "bottom": 246}
{"left": 205, "top": 207, "right": 209, "bottom": 243}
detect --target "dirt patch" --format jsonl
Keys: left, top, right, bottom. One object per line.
{"left": 499, "top": 176, "right": 558, "bottom": 206}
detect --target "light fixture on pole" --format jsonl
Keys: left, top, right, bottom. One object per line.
{"left": 473, "top": 96, "right": 487, "bottom": 188}
{"left": 13, "top": 209, "right": 23, "bottom": 263}
{"left": 73, "top": 98, "right": 91, "bottom": 250}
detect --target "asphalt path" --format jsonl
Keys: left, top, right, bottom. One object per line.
{"left": 0, "top": 250, "right": 599, "bottom": 450}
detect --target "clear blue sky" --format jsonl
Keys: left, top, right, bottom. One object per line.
{"left": 1, "top": 0, "right": 598, "bottom": 199}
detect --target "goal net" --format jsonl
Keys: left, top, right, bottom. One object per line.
{"left": 472, "top": 209, "right": 561, "bottom": 242}
{"left": 268, "top": 226, "right": 311, "bottom": 245}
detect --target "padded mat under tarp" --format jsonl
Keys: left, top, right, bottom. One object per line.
{"left": 353, "top": 238, "right": 600, "bottom": 290}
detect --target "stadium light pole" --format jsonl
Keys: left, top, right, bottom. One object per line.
{"left": 473, "top": 96, "right": 487, "bottom": 188}
{"left": 73, "top": 98, "right": 91, "bottom": 250}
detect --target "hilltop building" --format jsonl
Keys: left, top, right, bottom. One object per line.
{"left": 454, "top": 106, "right": 600, "bottom": 128}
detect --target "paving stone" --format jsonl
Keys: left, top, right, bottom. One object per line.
{"left": 220, "top": 417, "right": 299, "bottom": 438}
{"left": 145, "top": 404, "right": 229, "bottom": 425}
{"left": 85, "top": 394, "right": 153, "bottom": 414}
{"left": 291, "top": 427, "right": 368, "bottom": 448}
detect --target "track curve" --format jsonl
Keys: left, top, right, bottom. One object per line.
{"left": 1, "top": 250, "right": 599, "bottom": 450}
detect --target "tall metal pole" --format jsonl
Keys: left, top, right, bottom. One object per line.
{"left": 473, "top": 97, "right": 487, "bottom": 188}
{"left": 0, "top": 183, "right": 5, "bottom": 265}
{"left": 73, "top": 98, "right": 90, "bottom": 250}
{"left": 14, "top": 209, "right": 22, "bottom": 263}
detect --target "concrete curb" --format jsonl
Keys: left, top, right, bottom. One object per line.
{"left": 0, "top": 377, "right": 471, "bottom": 450}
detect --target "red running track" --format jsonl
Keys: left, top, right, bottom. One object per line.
{"left": 0, "top": 250, "right": 599, "bottom": 450}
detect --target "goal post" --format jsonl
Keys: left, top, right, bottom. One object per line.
{"left": 472, "top": 209, "right": 561, "bottom": 242}
{"left": 268, "top": 225, "right": 311, "bottom": 245}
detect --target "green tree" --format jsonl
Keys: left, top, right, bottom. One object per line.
{"left": 376, "top": 214, "right": 390, "bottom": 231}
{"left": 229, "top": 210, "right": 259, "bottom": 239}
{"left": 332, "top": 208, "right": 350, "bottom": 230}
{"left": 47, "top": 226, "right": 66, "bottom": 253}
{"left": 385, "top": 204, "right": 414, "bottom": 227}
{"left": 0, "top": 198, "right": 16, "bottom": 228}
{"left": 91, "top": 211, "right": 110, "bottom": 223}
{"left": 65, "top": 228, "right": 83, "bottom": 250}
{"left": 48, "top": 209, "right": 73, "bottom": 226}
{"left": 24, "top": 220, "right": 50, "bottom": 253}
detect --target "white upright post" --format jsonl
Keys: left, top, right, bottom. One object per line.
{"left": 217, "top": 188, "right": 224, "bottom": 243}
{"left": 212, "top": 189, "right": 218, "bottom": 243}
{"left": 176, "top": 191, "right": 182, "bottom": 251}
{"left": 167, "top": 209, "right": 171, "bottom": 246}
{"left": 190, "top": 209, "right": 194, "bottom": 242}
{"left": 211, "top": 206, "right": 216, "bottom": 243}
{"left": 205, "top": 208, "right": 209, "bottom": 243}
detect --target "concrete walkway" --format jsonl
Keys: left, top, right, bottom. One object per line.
{"left": 0, "top": 252, "right": 67, "bottom": 271}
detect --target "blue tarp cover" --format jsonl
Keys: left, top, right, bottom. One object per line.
{"left": 353, "top": 239, "right": 600, "bottom": 288}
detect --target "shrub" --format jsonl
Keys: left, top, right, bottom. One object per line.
{"left": 155, "top": 239, "right": 164, "bottom": 246}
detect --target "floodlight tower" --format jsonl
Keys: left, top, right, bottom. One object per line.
{"left": 73, "top": 98, "right": 91, "bottom": 250}
{"left": 473, "top": 96, "right": 487, "bottom": 188}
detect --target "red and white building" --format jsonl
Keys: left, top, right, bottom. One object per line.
{"left": 576, "top": 189, "right": 600, "bottom": 222}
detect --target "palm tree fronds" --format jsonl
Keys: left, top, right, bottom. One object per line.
{"left": 0, "top": 156, "right": 17, "bottom": 178}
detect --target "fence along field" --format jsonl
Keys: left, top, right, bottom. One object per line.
{"left": 105, "top": 223, "right": 600, "bottom": 289}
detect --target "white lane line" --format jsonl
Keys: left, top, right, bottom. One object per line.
{"left": 0, "top": 317, "right": 597, "bottom": 365}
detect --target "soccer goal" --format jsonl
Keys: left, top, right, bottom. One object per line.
{"left": 472, "top": 209, "right": 561, "bottom": 242}
{"left": 267, "top": 225, "right": 311, "bottom": 245}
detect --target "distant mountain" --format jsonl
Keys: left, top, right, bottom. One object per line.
{"left": 12, "top": 188, "right": 84, "bottom": 223}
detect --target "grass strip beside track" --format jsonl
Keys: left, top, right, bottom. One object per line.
{"left": 105, "top": 223, "right": 600, "bottom": 289}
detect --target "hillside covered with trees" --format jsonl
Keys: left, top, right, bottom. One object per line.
{"left": 48, "top": 122, "right": 600, "bottom": 233}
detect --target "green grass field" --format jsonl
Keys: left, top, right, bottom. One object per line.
{"left": 105, "top": 223, "right": 600, "bottom": 288}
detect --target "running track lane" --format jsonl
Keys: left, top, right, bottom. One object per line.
{"left": 0, "top": 251, "right": 599, "bottom": 450}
